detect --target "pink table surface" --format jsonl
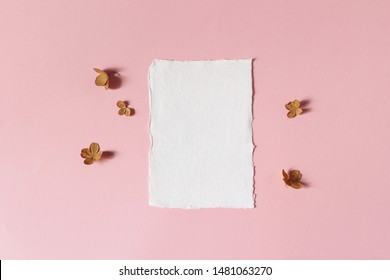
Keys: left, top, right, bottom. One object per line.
{"left": 1, "top": 0, "right": 390, "bottom": 259}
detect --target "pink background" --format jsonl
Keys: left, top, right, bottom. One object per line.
{"left": 1, "top": 0, "right": 390, "bottom": 259}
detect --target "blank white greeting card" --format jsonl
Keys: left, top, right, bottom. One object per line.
{"left": 148, "top": 59, "right": 254, "bottom": 209}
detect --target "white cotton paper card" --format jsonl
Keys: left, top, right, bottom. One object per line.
{"left": 148, "top": 59, "right": 254, "bottom": 209}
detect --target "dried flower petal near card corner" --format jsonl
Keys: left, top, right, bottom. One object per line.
{"left": 117, "top": 101, "right": 132, "bottom": 116}
{"left": 282, "top": 169, "right": 302, "bottom": 189}
{"left": 285, "top": 99, "right": 303, "bottom": 118}
{"left": 93, "top": 68, "right": 114, "bottom": 90}
{"left": 80, "top": 142, "right": 103, "bottom": 165}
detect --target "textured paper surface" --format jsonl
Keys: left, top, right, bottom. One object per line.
{"left": 149, "top": 59, "right": 254, "bottom": 209}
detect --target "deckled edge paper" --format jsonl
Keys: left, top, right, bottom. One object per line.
{"left": 148, "top": 59, "right": 254, "bottom": 209}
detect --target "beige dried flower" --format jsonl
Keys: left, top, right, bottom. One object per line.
{"left": 282, "top": 169, "right": 303, "bottom": 189}
{"left": 117, "top": 101, "right": 132, "bottom": 116}
{"left": 285, "top": 99, "right": 303, "bottom": 118}
{"left": 81, "top": 143, "right": 103, "bottom": 165}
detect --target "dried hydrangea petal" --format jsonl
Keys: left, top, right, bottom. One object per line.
{"left": 117, "top": 101, "right": 126, "bottom": 108}
{"left": 93, "top": 151, "right": 103, "bottom": 161}
{"left": 282, "top": 169, "right": 289, "bottom": 181}
{"left": 295, "top": 108, "right": 303, "bottom": 116}
{"left": 84, "top": 157, "right": 94, "bottom": 165}
{"left": 80, "top": 148, "right": 91, "bottom": 158}
{"left": 89, "top": 142, "right": 100, "bottom": 155}
{"left": 93, "top": 68, "right": 104, "bottom": 74}
{"left": 118, "top": 107, "right": 127, "bottom": 115}
{"left": 290, "top": 182, "right": 302, "bottom": 189}
{"left": 285, "top": 102, "right": 295, "bottom": 110}
{"left": 289, "top": 170, "right": 302, "bottom": 182}
{"left": 291, "top": 99, "right": 300, "bottom": 108}
{"left": 95, "top": 73, "right": 108, "bottom": 86}
{"left": 287, "top": 110, "right": 296, "bottom": 118}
